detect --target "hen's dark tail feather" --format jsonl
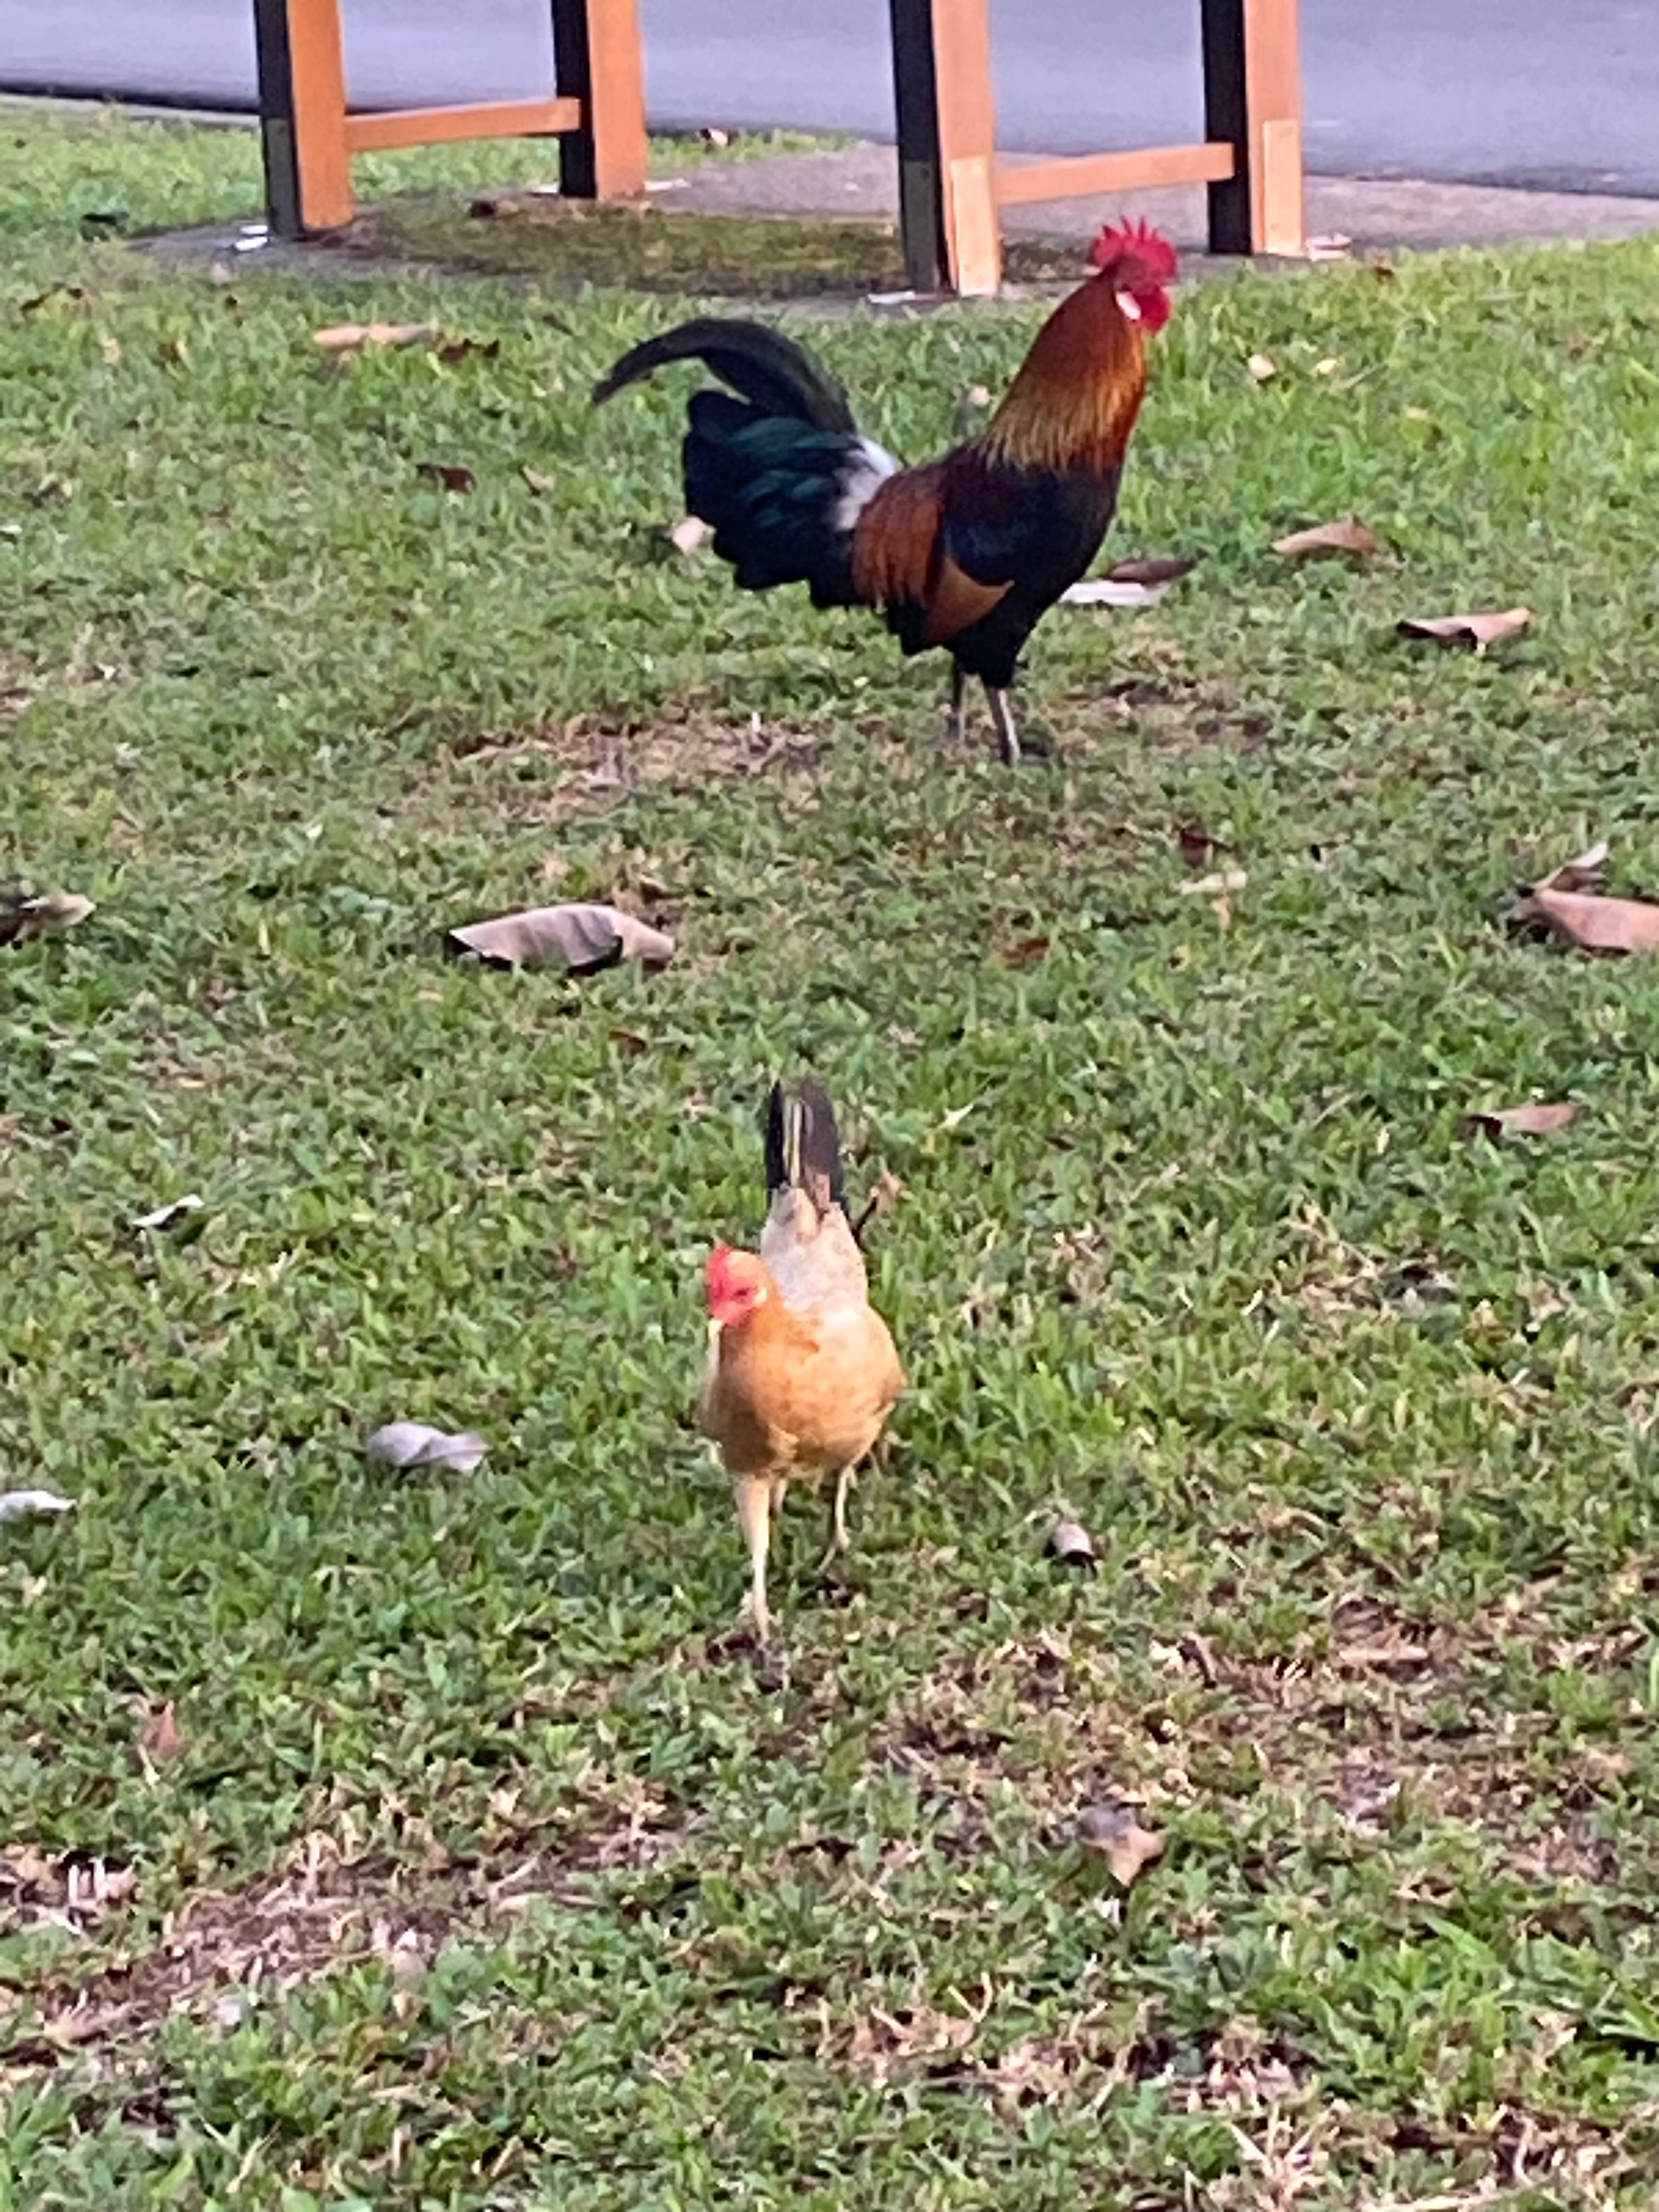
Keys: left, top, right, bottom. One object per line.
{"left": 765, "top": 1077, "right": 847, "bottom": 1215}
{"left": 592, "top": 317, "right": 856, "bottom": 433}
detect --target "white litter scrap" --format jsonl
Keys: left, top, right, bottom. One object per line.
{"left": 0, "top": 1489, "right": 75, "bottom": 1525}
{"left": 365, "top": 1423, "right": 488, "bottom": 1475}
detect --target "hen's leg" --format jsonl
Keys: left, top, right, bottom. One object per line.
{"left": 984, "top": 684, "right": 1020, "bottom": 766}
{"left": 816, "top": 1464, "right": 856, "bottom": 1572}
{"left": 734, "top": 1476, "right": 774, "bottom": 1643}
{"left": 945, "top": 662, "right": 967, "bottom": 744}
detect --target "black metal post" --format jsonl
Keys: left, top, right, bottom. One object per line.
{"left": 888, "top": 0, "right": 945, "bottom": 292}
{"left": 550, "top": 0, "right": 598, "bottom": 198}
{"left": 251, "top": 0, "right": 303, "bottom": 238}
{"left": 1199, "top": 0, "right": 1251, "bottom": 254}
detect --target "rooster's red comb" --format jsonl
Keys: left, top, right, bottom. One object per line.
{"left": 1089, "top": 217, "right": 1179, "bottom": 283}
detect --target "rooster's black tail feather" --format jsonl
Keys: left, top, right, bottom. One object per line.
{"left": 765, "top": 1077, "right": 846, "bottom": 1215}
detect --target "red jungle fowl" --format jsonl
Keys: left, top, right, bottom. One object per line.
{"left": 594, "top": 218, "right": 1178, "bottom": 764}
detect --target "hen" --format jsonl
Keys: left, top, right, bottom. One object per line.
{"left": 594, "top": 218, "right": 1177, "bottom": 764}
{"left": 697, "top": 1079, "right": 904, "bottom": 1642}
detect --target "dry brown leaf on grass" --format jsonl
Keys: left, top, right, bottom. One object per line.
{"left": 1397, "top": 606, "right": 1531, "bottom": 652}
{"left": 366, "top": 1423, "right": 489, "bottom": 1475}
{"left": 1062, "top": 576, "right": 1178, "bottom": 609}
{"left": 1462, "top": 1101, "right": 1581, "bottom": 1141}
{"left": 448, "top": 902, "right": 674, "bottom": 973}
{"left": 0, "top": 887, "right": 95, "bottom": 946}
{"left": 1246, "top": 352, "right": 1277, "bottom": 382}
{"left": 313, "top": 321, "right": 438, "bottom": 352}
{"left": 138, "top": 1700, "right": 184, "bottom": 1767}
{"left": 1515, "top": 837, "right": 1659, "bottom": 952}
{"left": 996, "top": 934, "right": 1051, "bottom": 968}
{"left": 416, "top": 461, "right": 477, "bottom": 495}
{"left": 1046, "top": 1516, "right": 1097, "bottom": 1570}
{"left": 1079, "top": 1803, "right": 1165, "bottom": 1887}
{"left": 1272, "top": 517, "right": 1381, "bottom": 558}
{"left": 1534, "top": 838, "right": 1610, "bottom": 894}
{"left": 521, "top": 467, "right": 557, "bottom": 495}
{"left": 1107, "top": 555, "right": 1200, "bottom": 587}
{"left": 1520, "top": 885, "right": 1659, "bottom": 953}
{"left": 1179, "top": 868, "right": 1249, "bottom": 897}
{"left": 0, "top": 1488, "right": 75, "bottom": 1524}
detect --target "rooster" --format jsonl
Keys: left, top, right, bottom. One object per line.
{"left": 594, "top": 218, "right": 1177, "bottom": 764}
{"left": 697, "top": 1079, "right": 905, "bottom": 1643}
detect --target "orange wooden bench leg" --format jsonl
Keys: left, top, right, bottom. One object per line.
{"left": 254, "top": 0, "right": 353, "bottom": 237}
{"left": 1201, "top": 0, "right": 1304, "bottom": 255}
{"left": 889, "top": 0, "right": 1002, "bottom": 296}
{"left": 552, "top": 0, "right": 648, "bottom": 200}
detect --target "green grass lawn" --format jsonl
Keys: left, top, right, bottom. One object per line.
{"left": 5, "top": 104, "right": 1659, "bottom": 2211}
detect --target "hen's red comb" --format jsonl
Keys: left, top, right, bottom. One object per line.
{"left": 1089, "top": 217, "right": 1179, "bottom": 282}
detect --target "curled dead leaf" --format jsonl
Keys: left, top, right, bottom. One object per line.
{"left": 416, "top": 461, "right": 477, "bottom": 494}
{"left": 996, "top": 934, "right": 1051, "bottom": 968}
{"left": 138, "top": 1700, "right": 184, "bottom": 1766}
{"left": 1533, "top": 838, "right": 1609, "bottom": 895}
{"left": 1179, "top": 868, "right": 1248, "bottom": 896}
{"left": 1462, "top": 1101, "right": 1580, "bottom": 1140}
{"left": 0, "top": 1488, "right": 75, "bottom": 1525}
{"left": 313, "top": 321, "right": 438, "bottom": 352}
{"left": 1518, "top": 885, "right": 1659, "bottom": 954}
{"left": 366, "top": 1422, "right": 489, "bottom": 1475}
{"left": 521, "top": 466, "right": 557, "bottom": 495}
{"left": 0, "top": 887, "right": 95, "bottom": 947}
{"left": 448, "top": 901, "right": 674, "bottom": 973}
{"left": 1246, "top": 352, "right": 1277, "bottom": 382}
{"left": 1046, "top": 1516, "right": 1097, "bottom": 1570}
{"left": 1397, "top": 607, "right": 1531, "bottom": 652}
{"left": 1272, "top": 517, "right": 1380, "bottom": 559}
{"left": 129, "top": 1193, "right": 204, "bottom": 1232}
{"left": 1061, "top": 577, "right": 1177, "bottom": 609}
{"left": 1079, "top": 1803, "right": 1165, "bottom": 1887}
{"left": 1106, "top": 555, "right": 1199, "bottom": 588}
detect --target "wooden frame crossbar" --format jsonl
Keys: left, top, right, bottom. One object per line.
{"left": 890, "top": 0, "right": 1304, "bottom": 295}
{"left": 253, "top": 0, "right": 646, "bottom": 238}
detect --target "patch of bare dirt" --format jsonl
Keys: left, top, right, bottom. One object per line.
{"left": 4, "top": 1786, "right": 693, "bottom": 2083}
{"left": 2, "top": 1847, "right": 138, "bottom": 1935}
{"left": 448, "top": 710, "right": 830, "bottom": 827}
{"left": 1153, "top": 1588, "right": 1641, "bottom": 1891}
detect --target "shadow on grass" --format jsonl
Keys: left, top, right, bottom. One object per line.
{"left": 342, "top": 193, "right": 1084, "bottom": 299}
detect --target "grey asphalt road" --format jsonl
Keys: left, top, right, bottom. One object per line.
{"left": 3, "top": 1, "right": 1658, "bottom": 198}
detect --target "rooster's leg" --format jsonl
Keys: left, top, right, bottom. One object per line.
{"left": 984, "top": 684, "right": 1020, "bottom": 766}
{"left": 945, "top": 662, "right": 967, "bottom": 744}
{"left": 816, "top": 1464, "right": 856, "bottom": 1572}
{"left": 734, "top": 1476, "right": 774, "bottom": 1643}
